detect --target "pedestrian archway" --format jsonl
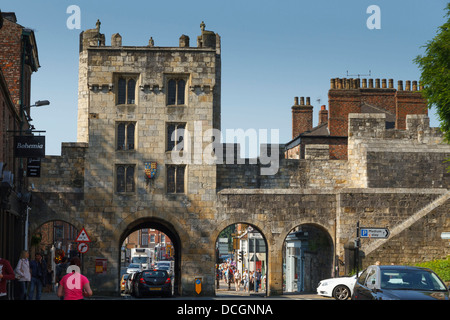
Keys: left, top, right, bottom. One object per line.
{"left": 283, "top": 224, "right": 334, "bottom": 293}
{"left": 214, "top": 223, "right": 268, "bottom": 296}
{"left": 30, "top": 220, "right": 80, "bottom": 269}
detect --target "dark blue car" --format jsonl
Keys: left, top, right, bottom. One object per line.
{"left": 352, "top": 265, "right": 449, "bottom": 300}
{"left": 132, "top": 270, "right": 172, "bottom": 298}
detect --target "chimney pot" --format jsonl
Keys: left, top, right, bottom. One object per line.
{"left": 362, "top": 79, "right": 367, "bottom": 88}
{"left": 388, "top": 79, "right": 394, "bottom": 88}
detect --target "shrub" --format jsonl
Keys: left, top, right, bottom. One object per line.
{"left": 414, "top": 256, "right": 450, "bottom": 283}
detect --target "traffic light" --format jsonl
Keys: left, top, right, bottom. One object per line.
{"left": 238, "top": 251, "right": 243, "bottom": 262}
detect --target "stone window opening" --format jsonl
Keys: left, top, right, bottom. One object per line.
{"left": 117, "top": 76, "right": 137, "bottom": 105}
{"left": 167, "top": 78, "right": 186, "bottom": 106}
{"left": 116, "top": 165, "right": 135, "bottom": 193}
{"left": 166, "top": 165, "right": 186, "bottom": 194}
{"left": 117, "top": 122, "right": 136, "bottom": 151}
{"left": 167, "top": 123, "right": 186, "bottom": 152}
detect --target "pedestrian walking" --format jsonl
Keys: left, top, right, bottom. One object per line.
{"left": 262, "top": 273, "right": 266, "bottom": 290}
{"left": 14, "top": 250, "right": 31, "bottom": 300}
{"left": 227, "top": 266, "right": 234, "bottom": 290}
{"left": 0, "top": 256, "right": 15, "bottom": 300}
{"left": 242, "top": 269, "right": 248, "bottom": 291}
{"left": 234, "top": 269, "right": 241, "bottom": 291}
{"left": 57, "top": 256, "right": 92, "bottom": 300}
{"left": 28, "top": 252, "right": 47, "bottom": 300}
{"left": 255, "top": 269, "right": 261, "bottom": 293}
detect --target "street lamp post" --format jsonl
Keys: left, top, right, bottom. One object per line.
{"left": 19, "top": 99, "right": 50, "bottom": 252}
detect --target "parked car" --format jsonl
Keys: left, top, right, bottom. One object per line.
{"left": 126, "top": 263, "right": 142, "bottom": 274}
{"left": 156, "top": 261, "right": 174, "bottom": 276}
{"left": 132, "top": 270, "right": 172, "bottom": 298}
{"left": 352, "top": 265, "right": 449, "bottom": 300}
{"left": 120, "top": 273, "right": 129, "bottom": 294}
{"left": 126, "top": 271, "right": 139, "bottom": 295}
{"left": 317, "top": 273, "right": 359, "bottom": 300}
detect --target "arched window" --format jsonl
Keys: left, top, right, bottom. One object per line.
{"left": 168, "top": 79, "right": 177, "bottom": 105}
{"left": 166, "top": 165, "right": 185, "bottom": 194}
{"left": 116, "top": 165, "right": 135, "bottom": 193}
{"left": 127, "top": 79, "right": 136, "bottom": 104}
{"left": 166, "top": 123, "right": 186, "bottom": 151}
{"left": 117, "top": 75, "right": 137, "bottom": 105}
{"left": 167, "top": 78, "right": 186, "bottom": 106}
{"left": 177, "top": 79, "right": 185, "bottom": 105}
{"left": 126, "top": 123, "right": 135, "bottom": 150}
{"left": 118, "top": 78, "right": 126, "bottom": 105}
{"left": 116, "top": 166, "right": 125, "bottom": 192}
{"left": 117, "top": 122, "right": 135, "bottom": 150}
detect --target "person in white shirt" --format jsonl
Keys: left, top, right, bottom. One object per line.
{"left": 15, "top": 250, "right": 31, "bottom": 300}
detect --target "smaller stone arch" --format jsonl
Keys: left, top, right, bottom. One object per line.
{"left": 28, "top": 219, "right": 81, "bottom": 282}
{"left": 214, "top": 222, "right": 269, "bottom": 295}
{"left": 282, "top": 223, "right": 335, "bottom": 293}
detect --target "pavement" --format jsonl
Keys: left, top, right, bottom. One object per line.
{"left": 35, "top": 280, "right": 326, "bottom": 300}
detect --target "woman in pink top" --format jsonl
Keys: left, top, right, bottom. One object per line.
{"left": 57, "top": 257, "right": 93, "bottom": 300}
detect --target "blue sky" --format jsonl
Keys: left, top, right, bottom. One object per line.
{"left": 3, "top": 0, "right": 448, "bottom": 155}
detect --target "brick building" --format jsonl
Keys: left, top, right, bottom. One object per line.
{"left": 0, "top": 11, "right": 41, "bottom": 298}
{"left": 286, "top": 77, "right": 428, "bottom": 160}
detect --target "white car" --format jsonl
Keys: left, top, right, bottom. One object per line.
{"left": 126, "top": 263, "right": 142, "bottom": 274}
{"left": 317, "top": 274, "right": 359, "bottom": 300}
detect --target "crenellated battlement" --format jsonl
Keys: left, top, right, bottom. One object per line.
{"left": 347, "top": 113, "right": 450, "bottom": 188}
{"left": 348, "top": 113, "right": 443, "bottom": 144}
{"left": 79, "top": 20, "right": 220, "bottom": 53}
{"left": 220, "top": 113, "right": 450, "bottom": 191}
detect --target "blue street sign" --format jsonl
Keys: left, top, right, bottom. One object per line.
{"left": 360, "top": 227, "right": 389, "bottom": 239}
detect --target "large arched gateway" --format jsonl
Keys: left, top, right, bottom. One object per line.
{"left": 118, "top": 218, "right": 181, "bottom": 295}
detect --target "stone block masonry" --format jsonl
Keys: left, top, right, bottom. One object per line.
{"left": 27, "top": 21, "right": 450, "bottom": 296}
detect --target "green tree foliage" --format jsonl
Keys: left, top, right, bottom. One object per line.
{"left": 414, "top": 3, "right": 450, "bottom": 142}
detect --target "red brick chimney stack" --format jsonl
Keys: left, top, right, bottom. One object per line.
{"left": 292, "top": 96, "right": 313, "bottom": 139}
{"left": 319, "top": 105, "right": 328, "bottom": 125}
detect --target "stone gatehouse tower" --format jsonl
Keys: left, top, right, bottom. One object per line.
{"left": 30, "top": 21, "right": 223, "bottom": 295}
{"left": 76, "top": 22, "right": 221, "bottom": 294}
{"left": 28, "top": 21, "right": 450, "bottom": 297}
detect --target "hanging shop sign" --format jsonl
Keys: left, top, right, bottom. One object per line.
{"left": 14, "top": 135, "right": 45, "bottom": 157}
{"left": 27, "top": 157, "right": 41, "bottom": 177}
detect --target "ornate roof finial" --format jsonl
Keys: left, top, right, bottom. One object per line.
{"left": 200, "top": 21, "right": 206, "bottom": 32}
{"left": 96, "top": 19, "right": 101, "bottom": 32}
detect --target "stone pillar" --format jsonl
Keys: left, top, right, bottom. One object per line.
{"left": 179, "top": 34, "right": 190, "bottom": 47}
{"left": 111, "top": 33, "right": 122, "bottom": 47}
